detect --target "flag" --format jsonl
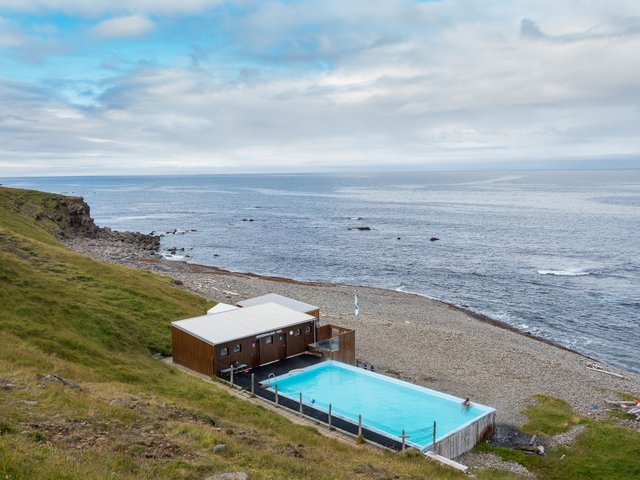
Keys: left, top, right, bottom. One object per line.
{"left": 354, "top": 293, "right": 360, "bottom": 316}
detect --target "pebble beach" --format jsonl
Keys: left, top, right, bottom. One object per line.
{"left": 65, "top": 233, "right": 640, "bottom": 430}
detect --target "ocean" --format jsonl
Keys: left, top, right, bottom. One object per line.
{"left": 3, "top": 171, "right": 639, "bottom": 374}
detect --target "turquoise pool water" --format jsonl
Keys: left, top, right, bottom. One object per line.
{"left": 262, "top": 361, "right": 495, "bottom": 450}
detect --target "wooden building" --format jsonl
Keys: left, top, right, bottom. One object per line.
{"left": 171, "top": 302, "right": 316, "bottom": 376}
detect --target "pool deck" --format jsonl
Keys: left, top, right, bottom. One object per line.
{"left": 226, "top": 354, "right": 405, "bottom": 451}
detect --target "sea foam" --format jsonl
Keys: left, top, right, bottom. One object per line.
{"left": 537, "top": 268, "right": 590, "bottom": 277}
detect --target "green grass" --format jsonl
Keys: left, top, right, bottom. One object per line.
{"left": 521, "top": 394, "right": 582, "bottom": 435}
{"left": 0, "top": 187, "right": 466, "bottom": 480}
{"left": 474, "top": 395, "right": 640, "bottom": 480}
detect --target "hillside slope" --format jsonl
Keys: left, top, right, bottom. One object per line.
{"left": 0, "top": 187, "right": 459, "bottom": 480}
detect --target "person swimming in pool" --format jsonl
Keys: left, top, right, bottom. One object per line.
{"left": 462, "top": 398, "right": 472, "bottom": 409}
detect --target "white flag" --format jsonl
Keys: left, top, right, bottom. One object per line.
{"left": 354, "top": 293, "right": 360, "bottom": 316}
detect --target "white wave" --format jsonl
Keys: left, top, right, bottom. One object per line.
{"left": 457, "top": 174, "right": 527, "bottom": 185}
{"left": 537, "top": 268, "right": 590, "bottom": 277}
{"left": 112, "top": 215, "right": 161, "bottom": 221}
{"left": 161, "top": 253, "right": 186, "bottom": 261}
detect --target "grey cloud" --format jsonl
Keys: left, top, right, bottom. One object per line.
{"left": 0, "top": 16, "right": 24, "bottom": 46}
{"left": 519, "top": 16, "right": 640, "bottom": 43}
{"left": 3, "top": 1, "right": 640, "bottom": 175}
{"left": 520, "top": 18, "right": 545, "bottom": 39}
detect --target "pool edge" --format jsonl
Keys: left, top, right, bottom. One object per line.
{"left": 261, "top": 359, "right": 497, "bottom": 457}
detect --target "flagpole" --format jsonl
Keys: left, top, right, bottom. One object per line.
{"left": 354, "top": 293, "right": 360, "bottom": 317}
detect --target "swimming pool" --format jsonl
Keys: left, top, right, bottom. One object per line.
{"left": 261, "top": 360, "right": 495, "bottom": 454}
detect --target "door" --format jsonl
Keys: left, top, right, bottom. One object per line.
{"left": 278, "top": 333, "right": 287, "bottom": 360}
{"left": 251, "top": 339, "right": 260, "bottom": 368}
{"left": 258, "top": 335, "right": 279, "bottom": 365}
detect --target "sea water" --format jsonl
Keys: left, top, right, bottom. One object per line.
{"left": 3, "top": 170, "right": 639, "bottom": 373}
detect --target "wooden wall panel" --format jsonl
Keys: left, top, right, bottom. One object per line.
{"left": 303, "top": 322, "right": 315, "bottom": 348}
{"left": 214, "top": 336, "right": 259, "bottom": 374}
{"left": 306, "top": 309, "right": 320, "bottom": 321}
{"left": 258, "top": 334, "right": 280, "bottom": 364}
{"left": 171, "top": 327, "right": 214, "bottom": 376}
{"left": 213, "top": 320, "right": 315, "bottom": 373}
{"left": 316, "top": 325, "right": 332, "bottom": 341}
{"left": 309, "top": 324, "right": 355, "bottom": 365}
{"left": 336, "top": 330, "right": 356, "bottom": 365}
{"left": 433, "top": 411, "right": 495, "bottom": 458}
{"left": 284, "top": 321, "right": 314, "bottom": 357}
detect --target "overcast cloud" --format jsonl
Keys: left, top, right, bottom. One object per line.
{"left": 0, "top": 0, "right": 639, "bottom": 176}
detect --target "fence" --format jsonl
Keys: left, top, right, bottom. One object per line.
{"left": 226, "top": 368, "right": 495, "bottom": 458}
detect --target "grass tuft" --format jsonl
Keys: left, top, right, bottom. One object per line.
{"left": 521, "top": 394, "right": 582, "bottom": 436}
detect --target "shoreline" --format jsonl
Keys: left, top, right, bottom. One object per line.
{"left": 148, "top": 256, "right": 594, "bottom": 362}
{"left": 63, "top": 229, "right": 640, "bottom": 429}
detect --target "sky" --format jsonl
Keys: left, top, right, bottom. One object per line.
{"left": 1, "top": 0, "right": 640, "bottom": 176}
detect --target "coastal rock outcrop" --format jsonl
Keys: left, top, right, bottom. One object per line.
{"left": 30, "top": 194, "right": 160, "bottom": 252}
{"left": 27, "top": 193, "right": 161, "bottom": 262}
{"left": 33, "top": 195, "right": 100, "bottom": 238}
{"left": 58, "top": 196, "right": 100, "bottom": 237}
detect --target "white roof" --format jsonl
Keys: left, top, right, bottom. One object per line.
{"left": 237, "top": 293, "right": 318, "bottom": 313}
{"left": 172, "top": 302, "right": 314, "bottom": 346}
{"left": 207, "top": 303, "right": 238, "bottom": 315}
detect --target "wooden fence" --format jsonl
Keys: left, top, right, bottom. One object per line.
{"left": 433, "top": 410, "right": 496, "bottom": 458}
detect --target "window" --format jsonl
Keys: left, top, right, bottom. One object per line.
{"left": 220, "top": 347, "right": 228, "bottom": 356}
{"left": 232, "top": 344, "right": 241, "bottom": 353}
{"left": 304, "top": 326, "right": 311, "bottom": 334}
{"left": 293, "top": 328, "right": 301, "bottom": 336}
{"left": 265, "top": 336, "right": 273, "bottom": 344}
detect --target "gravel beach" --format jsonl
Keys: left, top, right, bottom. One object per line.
{"left": 65, "top": 234, "right": 640, "bottom": 429}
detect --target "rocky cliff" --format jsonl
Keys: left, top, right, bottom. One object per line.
{"left": 29, "top": 192, "right": 160, "bottom": 256}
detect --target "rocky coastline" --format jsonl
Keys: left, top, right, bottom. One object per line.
{"left": 54, "top": 200, "right": 640, "bottom": 436}
{"left": 48, "top": 195, "right": 160, "bottom": 262}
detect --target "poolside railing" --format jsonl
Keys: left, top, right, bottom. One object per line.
{"left": 232, "top": 369, "right": 494, "bottom": 458}
{"left": 260, "top": 379, "right": 437, "bottom": 452}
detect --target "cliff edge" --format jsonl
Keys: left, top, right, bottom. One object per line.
{"left": 1, "top": 186, "right": 159, "bottom": 261}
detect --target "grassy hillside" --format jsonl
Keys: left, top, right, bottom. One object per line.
{"left": 0, "top": 187, "right": 462, "bottom": 479}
